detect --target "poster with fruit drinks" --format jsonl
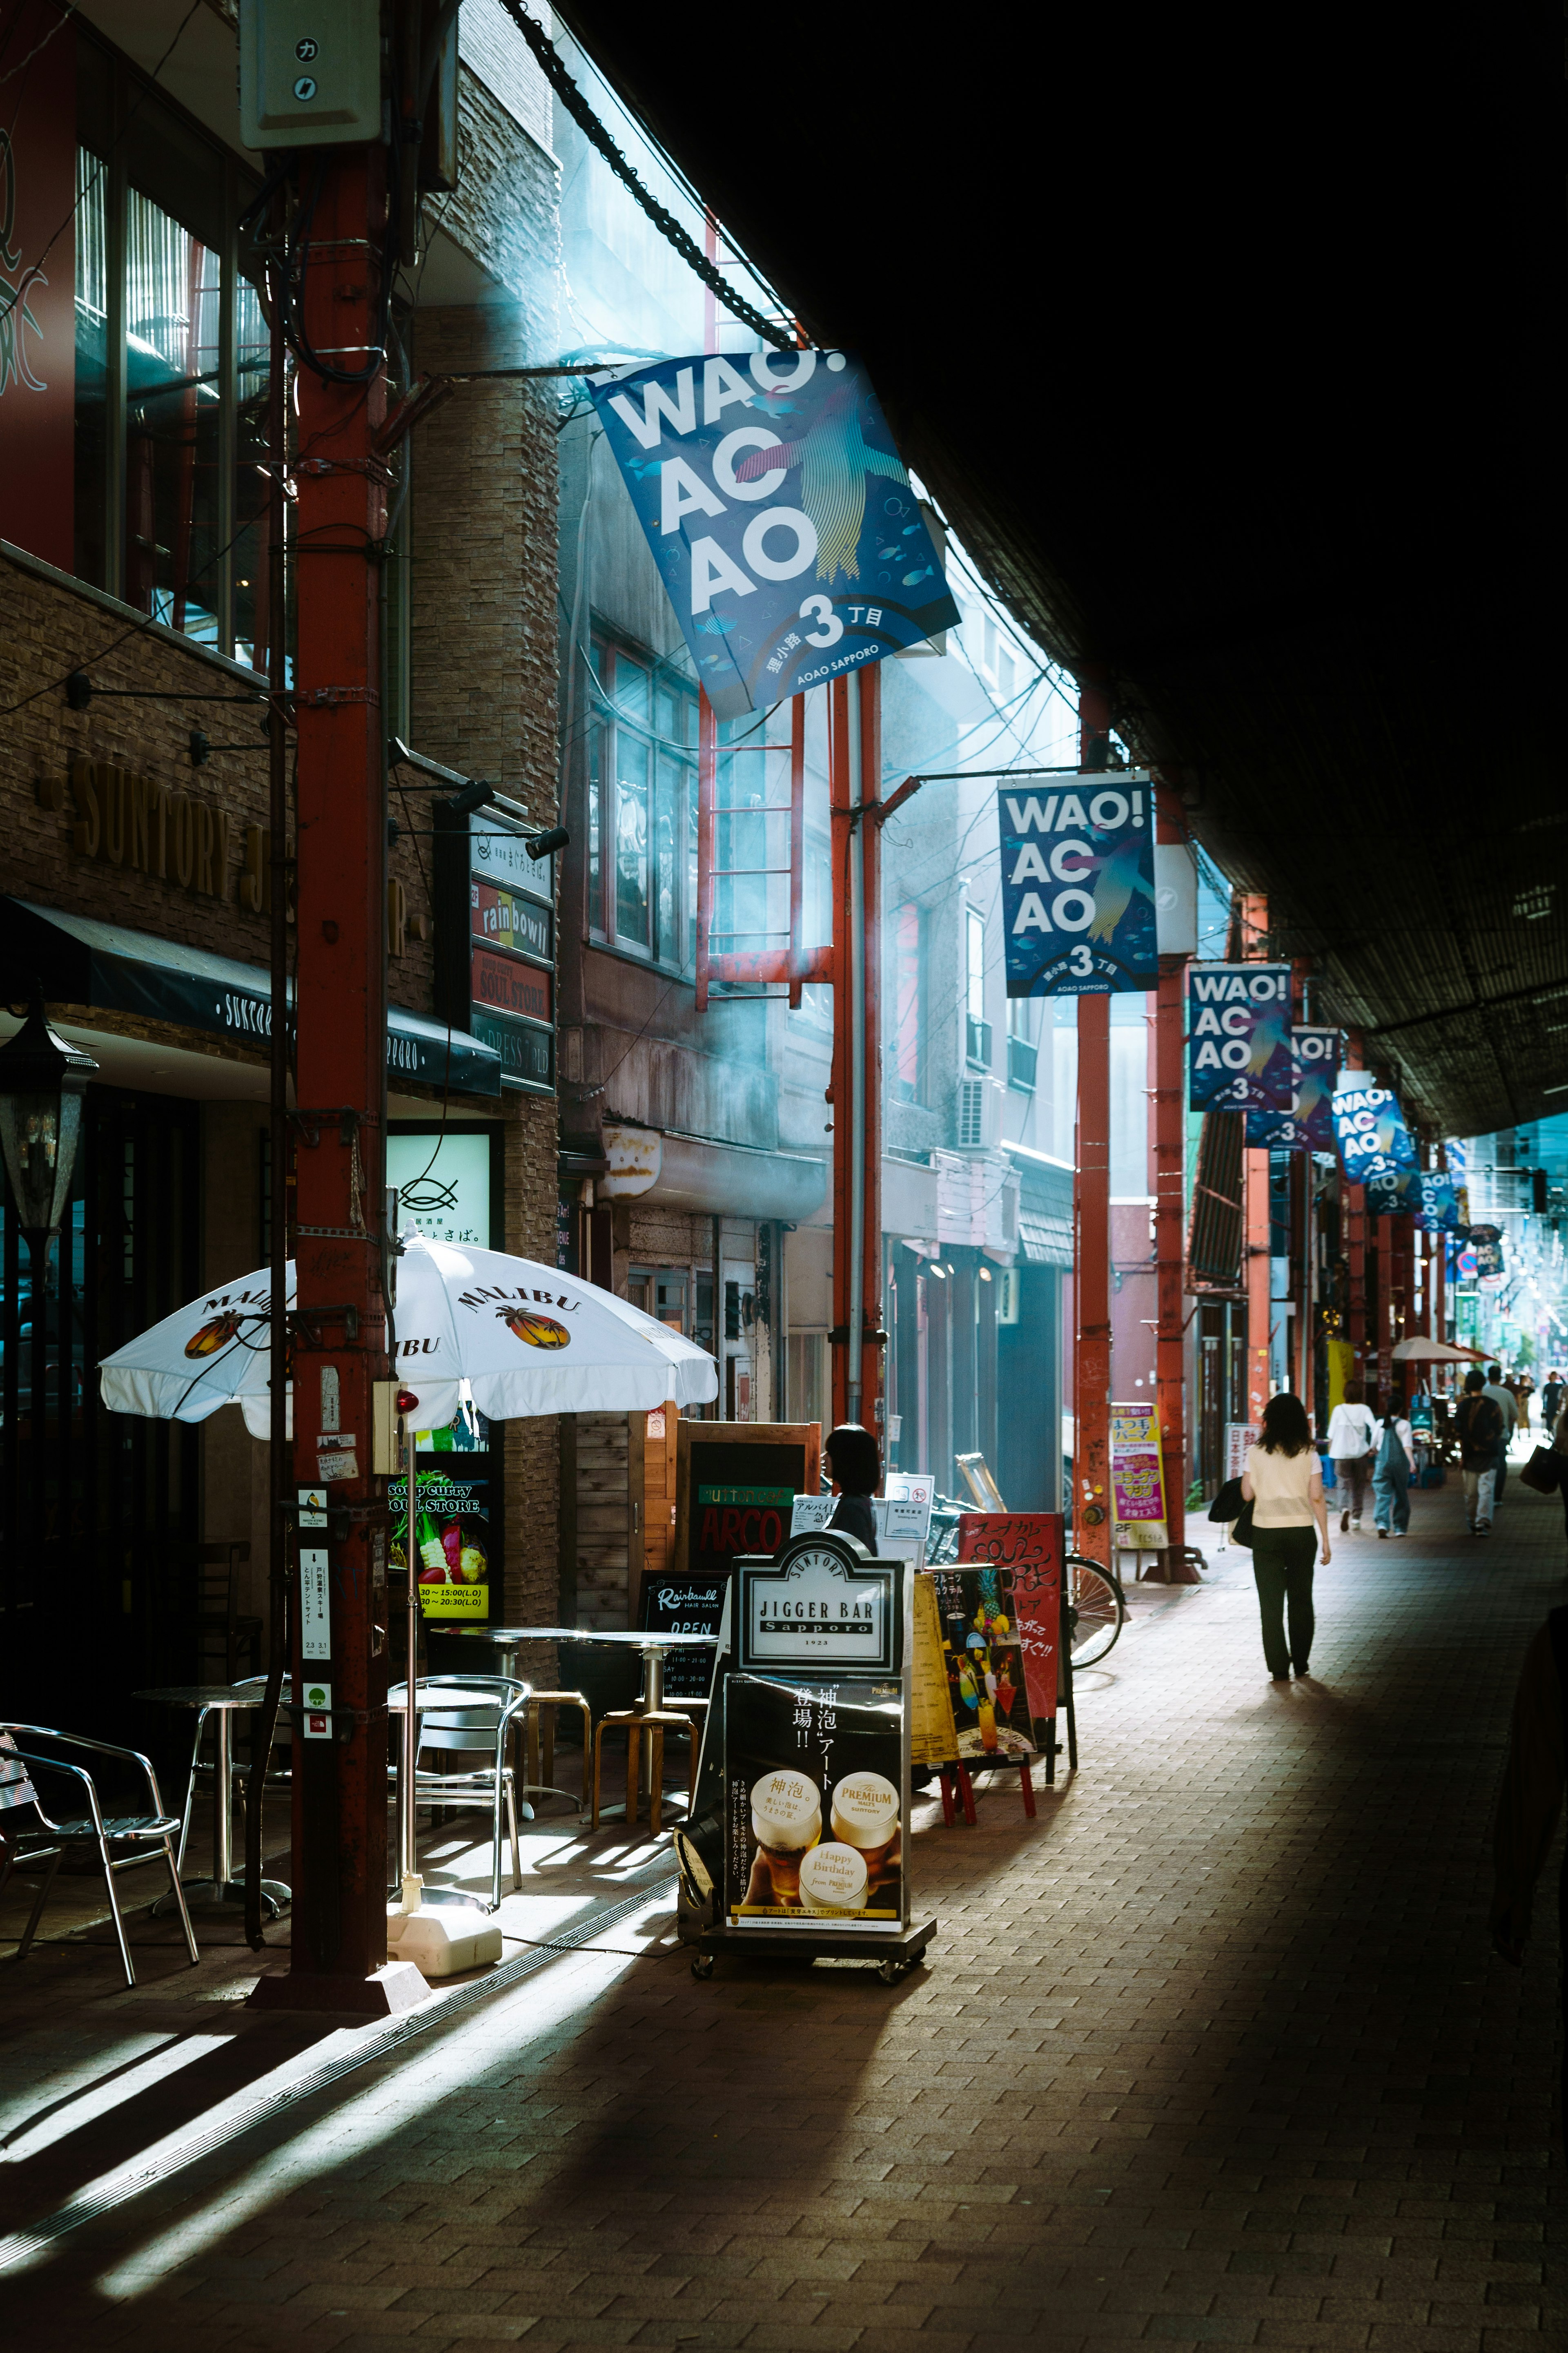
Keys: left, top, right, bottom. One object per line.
{"left": 390, "top": 1456, "right": 492, "bottom": 1621}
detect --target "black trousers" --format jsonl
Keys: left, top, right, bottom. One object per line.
{"left": 1251, "top": 1526, "right": 1317, "bottom": 1677}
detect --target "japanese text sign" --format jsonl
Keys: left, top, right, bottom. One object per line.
{"left": 998, "top": 775, "right": 1157, "bottom": 997}
{"left": 954, "top": 1511, "right": 1063, "bottom": 1733}
{"left": 588, "top": 350, "right": 957, "bottom": 719}
{"left": 1187, "top": 964, "right": 1294, "bottom": 1112}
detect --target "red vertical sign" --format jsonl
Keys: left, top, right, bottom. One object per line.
{"left": 0, "top": 2, "right": 76, "bottom": 569}
{"left": 956, "top": 1511, "right": 1064, "bottom": 1729}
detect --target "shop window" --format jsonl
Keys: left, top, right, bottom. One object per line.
{"left": 588, "top": 632, "right": 697, "bottom": 968}
{"left": 966, "top": 905, "right": 991, "bottom": 1068}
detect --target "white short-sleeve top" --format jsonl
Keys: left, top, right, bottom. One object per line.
{"left": 1244, "top": 1443, "right": 1319, "bottom": 1529}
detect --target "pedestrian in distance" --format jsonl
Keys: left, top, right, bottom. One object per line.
{"left": 1515, "top": 1370, "right": 1535, "bottom": 1432}
{"left": 1456, "top": 1369, "right": 1504, "bottom": 1534}
{"left": 1541, "top": 1369, "right": 1565, "bottom": 1435}
{"left": 1240, "top": 1391, "right": 1330, "bottom": 1684}
{"left": 1483, "top": 1363, "right": 1516, "bottom": 1508}
{"left": 1372, "top": 1394, "right": 1416, "bottom": 1537}
{"left": 1325, "top": 1377, "right": 1378, "bottom": 1532}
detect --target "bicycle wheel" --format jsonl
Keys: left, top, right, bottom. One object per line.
{"left": 1064, "top": 1554, "right": 1125, "bottom": 1666}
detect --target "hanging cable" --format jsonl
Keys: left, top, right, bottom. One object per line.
{"left": 494, "top": 0, "right": 794, "bottom": 351}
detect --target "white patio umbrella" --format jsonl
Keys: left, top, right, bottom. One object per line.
{"left": 98, "top": 1233, "right": 718, "bottom": 1432}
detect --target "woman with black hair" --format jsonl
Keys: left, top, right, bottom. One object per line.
{"left": 823, "top": 1422, "right": 880, "bottom": 1549}
{"left": 1241, "top": 1391, "right": 1331, "bottom": 1682}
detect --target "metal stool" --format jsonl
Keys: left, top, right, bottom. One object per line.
{"left": 522, "top": 1691, "right": 593, "bottom": 1819}
{"left": 591, "top": 1706, "right": 698, "bottom": 1831}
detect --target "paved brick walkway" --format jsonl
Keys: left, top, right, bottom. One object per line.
{"left": 4, "top": 1470, "right": 1564, "bottom": 2351}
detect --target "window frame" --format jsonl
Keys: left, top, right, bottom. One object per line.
{"left": 587, "top": 626, "right": 699, "bottom": 972}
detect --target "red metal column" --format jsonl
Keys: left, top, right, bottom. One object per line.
{"left": 1073, "top": 676, "right": 1113, "bottom": 1572}
{"left": 1153, "top": 785, "right": 1187, "bottom": 1546}
{"left": 1238, "top": 893, "right": 1272, "bottom": 1428}
{"left": 252, "top": 147, "right": 409, "bottom": 2016}
{"left": 827, "top": 669, "right": 883, "bottom": 1436}
{"left": 829, "top": 678, "right": 852, "bottom": 1431}
{"left": 1433, "top": 1143, "right": 1448, "bottom": 1341}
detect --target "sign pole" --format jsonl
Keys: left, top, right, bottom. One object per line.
{"left": 1153, "top": 782, "right": 1188, "bottom": 1546}
{"left": 1072, "top": 675, "right": 1113, "bottom": 1577}
{"left": 251, "top": 138, "right": 411, "bottom": 2016}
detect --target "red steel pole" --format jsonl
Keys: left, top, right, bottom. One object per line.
{"left": 1073, "top": 675, "right": 1113, "bottom": 1575}
{"left": 1153, "top": 783, "right": 1187, "bottom": 1549}
{"left": 251, "top": 145, "right": 412, "bottom": 2016}
{"left": 829, "top": 678, "right": 852, "bottom": 1432}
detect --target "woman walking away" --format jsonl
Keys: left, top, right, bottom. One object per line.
{"left": 822, "top": 1422, "right": 880, "bottom": 1549}
{"left": 1455, "top": 1369, "right": 1503, "bottom": 1535}
{"left": 1326, "top": 1378, "right": 1378, "bottom": 1532}
{"left": 1241, "top": 1392, "right": 1330, "bottom": 1683}
{"left": 1372, "top": 1394, "right": 1416, "bottom": 1538}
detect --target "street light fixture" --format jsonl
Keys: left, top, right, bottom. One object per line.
{"left": 0, "top": 984, "right": 99, "bottom": 1265}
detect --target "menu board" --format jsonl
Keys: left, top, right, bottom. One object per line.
{"left": 676, "top": 1422, "right": 822, "bottom": 1578}
{"left": 909, "top": 1575, "right": 960, "bottom": 1766}
{"left": 954, "top": 1511, "right": 1065, "bottom": 1740}
{"left": 390, "top": 1453, "right": 494, "bottom": 1621}
{"left": 724, "top": 1672, "right": 906, "bottom": 1931}
{"left": 639, "top": 1568, "right": 728, "bottom": 1702}
{"left": 930, "top": 1565, "right": 1036, "bottom": 1759}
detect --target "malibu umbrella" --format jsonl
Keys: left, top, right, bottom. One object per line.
{"left": 99, "top": 1233, "right": 719, "bottom": 1432}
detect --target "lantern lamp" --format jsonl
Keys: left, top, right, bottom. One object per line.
{"left": 0, "top": 985, "right": 98, "bottom": 1263}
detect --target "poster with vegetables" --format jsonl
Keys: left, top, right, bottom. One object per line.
{"left": 390, "top": 1456, "right": 492, "bottom": 1621}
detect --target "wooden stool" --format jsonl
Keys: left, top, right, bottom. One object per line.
{"left": 521, "top": 1691, "right": 593, "bottom": 1818}
{"left": 592, "top": 1706, "right": 699, "bottom": 1831}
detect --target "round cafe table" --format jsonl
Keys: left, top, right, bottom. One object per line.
{"left": 134, "top": 1684, "right": 290, "bottom": 1920}
{"left": 447, "top": 1626, "right": 717, "bottom": 1814}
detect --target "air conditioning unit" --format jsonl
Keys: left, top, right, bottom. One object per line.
{"left": 958, "top": 1077, "right": 1002, "bottom": 1149}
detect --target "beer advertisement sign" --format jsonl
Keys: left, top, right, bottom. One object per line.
{"left": 724, "top": 1673, "right": 906, "bottom": 1931}
{"left": 738, "top": 1538, "right": 898, "bottom": 1675}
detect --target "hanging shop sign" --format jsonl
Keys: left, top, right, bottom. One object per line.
{"left": 385, "top": 1130, "right": 493, "bottom": 1249}
{"left": 1187, "top": 963, "right": 1294, "bottom": 1112}
{"left": 997, "top": 775, "right": 1157, "bottom": 997}
{"left": 1245, "top": 1024, "right": 1341, "bottom": 1149}
{"left": 588, "top": 350, "right": 958, "bottom": 720}
{"left": 737, "top": 1539, "right": 898, "bottom": 1676}
{"left": 434, "top": 804, "right": 555, "bottom": 1097}
{"left": 390, "top": 1451, "right": 494, "bottom": 1622}
{"left": 1331, "top": 1080, "right": 1419, "bottom": 1213}
{"left": 1414, "top": 1173, "right": 1461, "bottom": 1232}
{"left": 1109, "top": 1401, "right": 1169, "bottom": 1549}
{"left": 1468, "top": 1222, "right": 1505, "bottom": 1278}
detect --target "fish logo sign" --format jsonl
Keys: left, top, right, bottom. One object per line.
{"left": 1185, "top": 963, "right": 1295, "bottom": 1113}
{"left": 588, "top": 350, "right": 957, "bottom": 719}
{"left": 997, "top": 777, "right": 1158, "bottom": 998}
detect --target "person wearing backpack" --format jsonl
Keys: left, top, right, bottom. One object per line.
{"left": 1456, "top": 1369, "right": 1505, "bottom": 1535}
{"left": 1372, "top": 1395, "right": 1416, "bottom": 1538}
{"left": 1325, "top": 1377, "right": 1378, "bottom": 1532}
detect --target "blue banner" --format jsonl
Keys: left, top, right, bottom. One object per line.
{"left": 997, "top": 777, "right": 1157, "bottom": 996}
{"left": 588, "top": 350, "right": 958, "bottom": 720}
{"left": 1331, "top": 1081, "right": 1419, "bottom": 1211}
{"left": 1246, "top": 1023, "right": 1341, "bottom": 1148}
{"left": 1414, "top": 1173, "right": 1461, "bottom": 1231}
{"left": 1187, "top": 964, "right": 1294, "bottom": 1112}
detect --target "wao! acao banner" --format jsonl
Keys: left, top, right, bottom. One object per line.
{"left": 998, "top": 775, "right": 1157, "bottom": 997}
{"left": 1246, "top": 1024, "right": 1341, "bottom": 1148}
{"left": 1414, "top": 1172, "right": 1461, "bottom": 1231}
{"left": 1187, "top": 964, "right": 1294, "bottom": 1113}
{"left": 588, "top": 350, "right": 958, "bottom": 720}
{"left": 1332, "top": 1081, "right": 1419, "bottom": 1211}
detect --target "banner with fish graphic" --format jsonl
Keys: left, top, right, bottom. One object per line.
{"left": 1187, "top": 964, "right": 1294, "bottom": 1112}
{"left": 1331, "top": 1081, "right": 1420, "bottom": 1212}
{"left": 998, "top": 775, "right": 1157, "bottom": 996}
{"left": 1245, "top": 1024, "right": 1341, "bottom": 1148}
{"left": 588, "top": 350, "right": 958, "bottom": 719}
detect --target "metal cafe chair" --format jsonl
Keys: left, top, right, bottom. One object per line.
{"left": 388, "top": 1675, "right": 533, "bottom": 1912}
{"left": 0, "top": 1724, "right": 198, "bottom": 1988}
{"left": 174, "top": 1676, "right": 292, "bottom": 1877}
